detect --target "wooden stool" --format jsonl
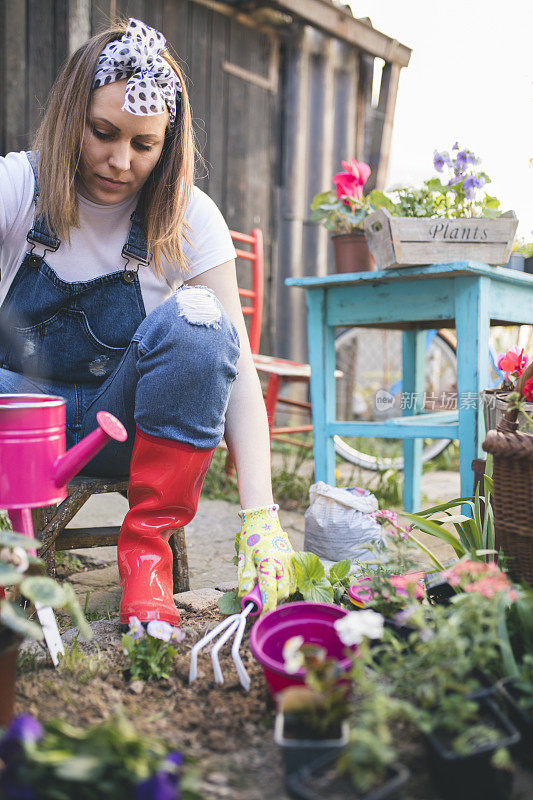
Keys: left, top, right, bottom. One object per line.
{"left": 31, "top": 475, "right": 189, "bottom": 593}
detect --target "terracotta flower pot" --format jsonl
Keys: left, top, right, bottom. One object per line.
{"left": 0, "top": 628, "right": 20, "bottom": 727}
{"left": 332, "top": 232, "right": 375, "bottom": 273}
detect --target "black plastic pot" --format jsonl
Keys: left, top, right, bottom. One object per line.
{"left": 285, "top": 750, "right": 410, "bottom": 800}
{"left": 496, "top": 677, "right": 533, "bottom": 761}
{"left": 424, "top": 570, "right": 455, "bottom": 605}
{"left": 274, "top": 712, "right": 349, "bottom": 775}
{"left": 425, "top": 696, "right": 520, "bottom": 800}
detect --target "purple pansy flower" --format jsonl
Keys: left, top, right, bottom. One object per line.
{"left": 135, "top": 771, "right": 179, "bottom": 800}
{"left": 128, "top": 615, "right": 146, "bottom": 640}
{"left": 6, "top": 715, "right": 43, "bottom": 745}
{"left": 463, "top": 175, "right": 483, "bottom": 199}
{"left": 433, "top": 150, "right": 451, "bottom": 172}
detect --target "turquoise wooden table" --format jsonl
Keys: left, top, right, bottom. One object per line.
{"left": 286, "top": 262, "right": 533, "bottom": 511}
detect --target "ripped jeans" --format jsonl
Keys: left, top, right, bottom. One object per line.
{"left": 0, "top": 286, "right": 240, "bottom": 475}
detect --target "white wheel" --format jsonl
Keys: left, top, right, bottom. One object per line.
{"left": 333, "top": 328, "right": 457, "bottom": 471}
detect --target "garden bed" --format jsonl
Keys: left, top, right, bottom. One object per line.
{"left": 14, "top": 607, "right": 533, "bottom": 800}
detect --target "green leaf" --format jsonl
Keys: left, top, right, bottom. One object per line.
{"left": 293, "top": 551, "right": 325, "bottom": 589}
{"left": 20, "top": 576, "right": 67, "bottom": 607}
{"left": 301, "top": 577, "right": 334, "bottom": 604}
{"left": 426, "top": 178, "right": 449, "bottom": 194}
{"left": 367, "top": 190, "right": 394, "bottom": 211}
{"left": 483, "top": 194, "right": 500, "bottom": 209}
{"left": 402, "top": 512, "right": 465, "bottom": 557}
{"left": 0, "top": 599, "right": 43, "bottom": 639}
{"left": 310, "top": 191, "right": 334, "bottom": 210}
{"left": 329, "top": 559, "right": 351, "bottom": 582}
{"left": 217, "top": 590, "right": 241, "bottom": 616}
{"left": 414, "top": 497, "right": 473, "bottom": 516}
{"left": 0, "top": 531, "right": 42, "bottom": 550}
{"left": 0, "top": 562, "right": 24, "bottom": 585}
{"left": 55, "top": 755, "right": 103, "bottom": 782}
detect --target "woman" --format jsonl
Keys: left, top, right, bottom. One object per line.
{"left": 0, "top": 18, "right": 295, "bottom": 626}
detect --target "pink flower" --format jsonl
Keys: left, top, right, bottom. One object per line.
{"left": 389, "top": 573, "right": 425, "bottom": 600}
{"left": 333, "top": 158, "right": 371, "bottom": 201}
{"left": 496, "top": 347, "right": 528, "bottom": 383}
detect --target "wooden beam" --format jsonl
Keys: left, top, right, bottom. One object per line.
{"left": 375, "top": 61, "right": 401, "bottom": 190}
{"left": 266, "top": 0, "right": 411, "bottom": 66}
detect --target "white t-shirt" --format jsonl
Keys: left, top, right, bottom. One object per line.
{"left": 0, "top": 151, "right": 237, "bottom": 315}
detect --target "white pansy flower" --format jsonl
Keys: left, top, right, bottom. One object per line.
{"left": 146, "top": 620, "right": 173, "bottom": 642}
{"left": 334, "top": 610, "right": 384, "bottom": 646}
{"left": 282, "top": 635, "right": 305, "bottom": 674}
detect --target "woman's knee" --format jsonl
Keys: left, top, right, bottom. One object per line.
{"left": 134, "top": 285, "right": 240, "bottom": 377}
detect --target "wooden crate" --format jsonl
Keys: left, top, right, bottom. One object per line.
{"left": 364, "top": 208, "right": 518, "bottom": 269}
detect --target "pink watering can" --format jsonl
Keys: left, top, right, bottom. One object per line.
{"left": 0, "top": 393, "right": 127, "bottom": 665}
{"left": 0, "top": 394, "right": 127, "bottom": 509}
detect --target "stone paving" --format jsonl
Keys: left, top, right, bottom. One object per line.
{"left": 65, "top": 469, "right": 461, "bottom": 617}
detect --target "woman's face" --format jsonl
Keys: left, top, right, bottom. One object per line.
{"left": 77, "top": 80, "right": 169, "bottom": 205}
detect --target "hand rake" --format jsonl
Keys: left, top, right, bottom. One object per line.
{"left": 189, "top": 584, "right": 262, "bottom": 692}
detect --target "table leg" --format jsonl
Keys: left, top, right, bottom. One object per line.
{"left": 306, "top": 290, "right": 336, "bottom": 485}
{"left": 455, "top": 276, "right": 490, "bottom": 510}
{"left": 402, "top": 330, "right": 426, "bottom": 512}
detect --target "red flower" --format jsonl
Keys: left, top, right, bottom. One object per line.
{"left": 523, "top": 376, "right": 533, "bottom": 402}
{"left": 333, "top": 158, "right": 371, "bottom": 202}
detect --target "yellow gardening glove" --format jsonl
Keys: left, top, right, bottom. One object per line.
{"left": 236, "top": 504, "right": 296, "bottom": 613}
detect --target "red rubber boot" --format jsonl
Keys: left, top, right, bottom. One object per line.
{"left": 118, "top": 427, "right": 214, "bottom": 626}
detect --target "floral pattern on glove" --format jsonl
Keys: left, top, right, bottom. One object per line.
{"left": 236, "top": 504, "right": 296, "bottom": 613}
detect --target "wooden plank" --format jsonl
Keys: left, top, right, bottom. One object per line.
{"left": 0, "top": 0, "right": 5, "bottom": 154}
{"left": 55, "top": 526, "right": 120, "bottom": 550}
{"left": 169, "top": 527, "right": 189, "bottom": 593}
{"left": 68, "top": 0, "right": 90, "bottom": 56}
{"left": 455, "top": 276, "right": 490, "bottom": 506}
{"left": 356, "top": 52, "right": 373, "bottom": 165}
{"left": 224, "top": 16, "right": 249, "bottom": 229}
{"left": 189, "top": 1, "right": 210, "bottom": 191}
{"left": 3, "top": 0, "right": 27, "bottom": 153}
{"left": 268, "top": 0, "right": 411, "bottom": 67}
{"left": 91, "top": 0, "right": 114, "bottom": 33}
{"left": 205, "top": 7, "right": 228, "bottom": 208}
{"left": 402, "top": 329, "right": 425, "bottom": 512}
{"left": 390, "top": 215, "right": 518, "bottom": 244}
{"left": 325, "top": 421, "right": 459, "bottom": 438}
{"left": 374, "top": 61, "right": 401, "bottom": 191}
{"left": 325, "top": 279, "right": 455, "bottom": 327}
{"left": 28, "top": 0, "right": 54, "bottom": 139}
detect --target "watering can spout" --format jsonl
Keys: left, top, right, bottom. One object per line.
{"left": 52, "top": 411, "right": 127, "bottom": 488}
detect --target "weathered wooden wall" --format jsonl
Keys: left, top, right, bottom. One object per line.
{"left": 0, "top": 0, "right": 399, "bottom": 361}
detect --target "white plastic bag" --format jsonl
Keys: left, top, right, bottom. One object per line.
{"left": 304, "top": 481, "right": 383, "bottom": 564}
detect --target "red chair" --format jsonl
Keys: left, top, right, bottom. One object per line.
{"left": 230, "top": 228, "right": 313, "bottom": 443}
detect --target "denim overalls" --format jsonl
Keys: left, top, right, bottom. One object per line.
{"left": 0, "top": 153, "right": 240, "bottom": 475}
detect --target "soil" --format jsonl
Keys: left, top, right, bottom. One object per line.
{"left": 14, "top": 609, "right": 533, "bottom": 800}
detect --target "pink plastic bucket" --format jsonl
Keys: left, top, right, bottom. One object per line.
{"left": 249, "top": 601, "right": 353, "bottom": 699}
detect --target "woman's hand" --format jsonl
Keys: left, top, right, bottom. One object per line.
{"left": 235, "top": 504, "right": 296, "bottom": 613}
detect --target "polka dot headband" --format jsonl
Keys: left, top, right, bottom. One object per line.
{"left": 93, "top": 18, "right": 181, "bottom": 130}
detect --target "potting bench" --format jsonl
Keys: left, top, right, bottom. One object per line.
{"left": 286, "top": 262, "right": 533, "bottom": 511}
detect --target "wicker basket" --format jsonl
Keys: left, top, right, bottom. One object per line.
{"left": 482, "top": 389, "right": 533, "bottom": 432}
{"left": 482, "top": 363, "right": 533, "bottom": 586}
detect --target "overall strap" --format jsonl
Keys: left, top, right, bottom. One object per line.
{"left": 122, "top": 204, "right": 149, "bottom": 265}
{"left": 25, "top": 151, "right": 61, "bottom": 252}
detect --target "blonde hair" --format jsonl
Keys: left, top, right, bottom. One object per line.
{"left": 32, "top": 22, "right": 195, "bottom": 277}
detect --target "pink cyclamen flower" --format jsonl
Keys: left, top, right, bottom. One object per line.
{"left": 496, "top": 347, "right": 528, "bottom": 382}
{"left": 333, "top": 158, "right": 371, "bottom": 201}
